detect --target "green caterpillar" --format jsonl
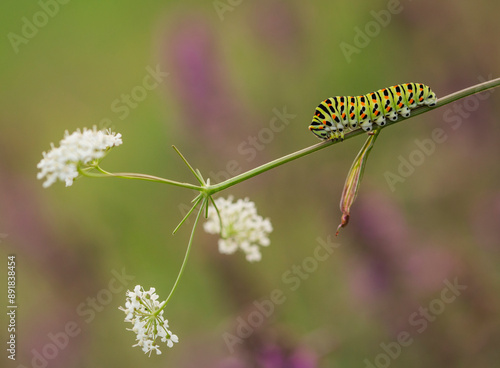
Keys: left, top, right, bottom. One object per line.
{"left": 309, "top": 83, "right": 437, "bottom": 141}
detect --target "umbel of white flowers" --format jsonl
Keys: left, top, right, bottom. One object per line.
{"left": 119, "top": 285, "right": 179, "bottom": 355}
{"left": 37, "top": 127, "right": 276, "bottom": 354}
{"left": 37, "top": 126, "right": 122, "bottom": 188}
{"left": 203, "top": 196, "right": 273, "bottom": 262}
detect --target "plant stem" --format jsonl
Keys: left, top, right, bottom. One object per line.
{"left": 88, "top": 166, "right": 202, "bottom": 191}
{"left": 172, "top": 194, "right": 202, "bottom": 234}
{"left": 81, "top": 78, "right": 500, "bottom": 195}
{"left": 162, "top": 197, "right": 206, "bottom": 309}
{"left": 209, "top": 78, "right": 500, "bottom": 194}
{"left": 172, "top": 145, "right": 205, "bottom": 185}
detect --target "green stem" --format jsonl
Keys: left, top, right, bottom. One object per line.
{"left": 79, "top": 78, "right": 500, "bottom": 196}
{"left": 172, "top": 195, "right": 202, "bottom": 234}
{"left": 161, "top": 197, "right": 206, "bottom": 310}
{"left": 83, "top": 166, "right": 202, "bottom": 191}
{"left": 172, "top": 145, "right": 205, "bottom": 185}
{"left": 209, "top": 78, "right": 500, "bottom": 194}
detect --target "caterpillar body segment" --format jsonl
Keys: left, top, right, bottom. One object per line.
{"left": 309, "top": 83, "right": 437, "bottom": 141}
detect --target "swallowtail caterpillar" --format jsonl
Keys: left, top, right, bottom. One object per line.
{"left": 309, "top": 83, "right": 437, "bottom": 141}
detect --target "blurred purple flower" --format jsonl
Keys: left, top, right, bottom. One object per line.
{"left": 162, "top": 16, "right": 251, "bottom": 150}
{"left": 347, "top": 191, "right": 457, "bottom": 304}
{"left": 250, "top": 1, "right": 303, "bottom": 62}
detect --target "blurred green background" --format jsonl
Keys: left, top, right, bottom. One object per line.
{"left": 1, "top": 0, "right": 500, "bottom": 367}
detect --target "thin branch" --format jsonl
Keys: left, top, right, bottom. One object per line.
{"left": 162, "top": 197, "right": 206, "bottom": 308}
{"left": 172, "top": 194, "right": 203, "bottom": 234}
{"left": 91, "top": 166, "right": 202, "bottom": 191}
{"left": 172, "top": 145, "right": 205, "bottom": 185}
{"left": 208, "top": 78, "right": 500, "bottom": 193}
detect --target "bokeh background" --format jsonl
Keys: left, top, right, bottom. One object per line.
{"left": 1, "top": 0, "right": 500, "bottom": 367}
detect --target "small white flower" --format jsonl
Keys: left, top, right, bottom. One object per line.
{"left": 203, "top": 196, "right": 273, "bottom": 262}
{"left": 37, "top": 126, "right": 122, "bottom": 188}
{"left": 119, "top": 285, "right": 178, "bottom": 356}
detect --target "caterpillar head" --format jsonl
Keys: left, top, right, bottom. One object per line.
{"left": 309, "top": 107, "right": 334, "bottom": 140}
{"left": 309, "top": 121, "right": 331, "bottom": 140}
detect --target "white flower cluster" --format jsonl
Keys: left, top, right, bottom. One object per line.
{"left": 37, "top": 127, "right": 122, "bottom": 188}
{"left": 119, "top": 285, "right": 178, "bottom": 356}
{"left": 203, "top": 196, "right": 273, "bottom": 262}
